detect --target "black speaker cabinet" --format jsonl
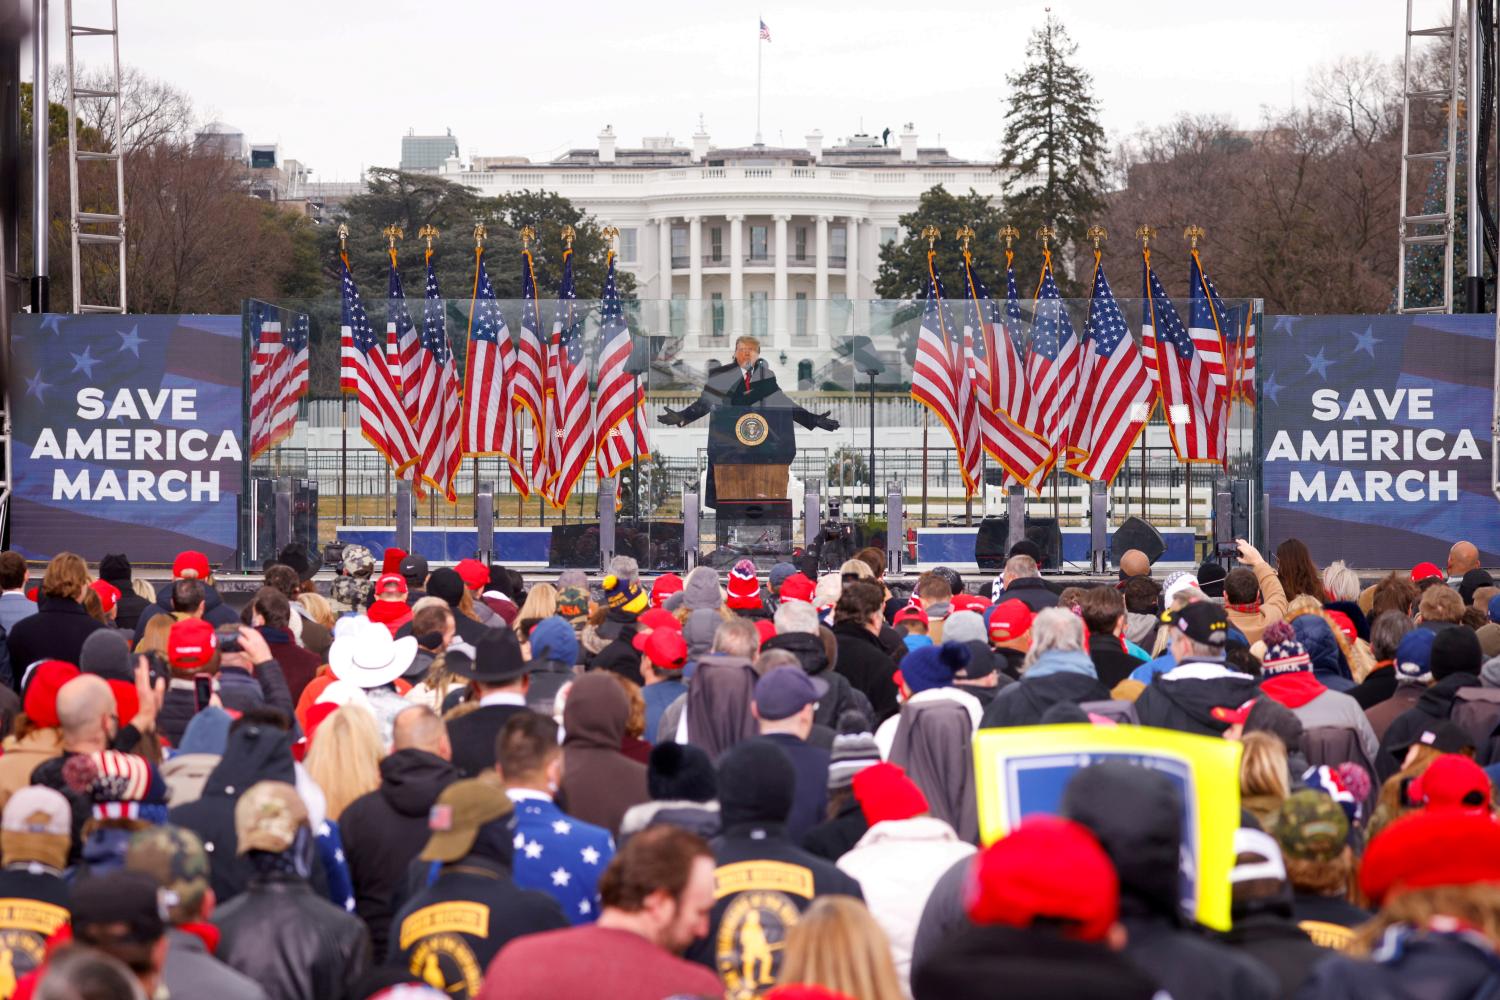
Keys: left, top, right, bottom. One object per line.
{"left": 975, "top": 516, "right": 1063, "bottom": 571}
{"left": 1110, "top": 515, "right": 1166, "bottom": 566}
{"left": 550, "top": 520, "right": 687, "bottom": 571}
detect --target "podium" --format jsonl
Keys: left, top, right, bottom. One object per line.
{"left": 709, "top": 404, "right": 795, "bottom": 561}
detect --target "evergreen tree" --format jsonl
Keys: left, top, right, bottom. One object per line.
{"left": 874, "top": 186, "right": 1012, "bottom": 299}
{"left": 997, "top": 11, "right": 1107, "bottom": 289}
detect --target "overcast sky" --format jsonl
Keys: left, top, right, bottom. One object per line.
{"left": 38, "top": 0, "right": 1408, "bottom": 180}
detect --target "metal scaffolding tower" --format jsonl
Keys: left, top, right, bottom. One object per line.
{"left": 63, "top": 0, "right": 126, "bottom": 313}
{"left": 1397, "top": 0, "right": 1462, "bottom": 314}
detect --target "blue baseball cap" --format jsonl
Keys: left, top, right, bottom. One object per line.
{"left": 753, "top": 666, "right": 829, "bottom": 721}
{"left": 1395, "top": 628, "right": 1436, "bottom": 682}
{"left": 1487, "top": 593, "right": 1500, "bottom": 624}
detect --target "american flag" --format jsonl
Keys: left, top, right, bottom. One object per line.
{"left": 595, "top": 250, "right": 652, "bottom": 483}
{"left": 248, "top": 306, "right": 292, "bottom": 459}
{"left": 282, "top": 311, "right": 309, "bottom": 398}
{"left": 909, "top": 255, "right": 975, "bottom": 494}
{"left": 386, "top": 258, "right": 420, "bottom": 402}
{"left": 1015, "top": 253, "right": 1082, "bottom": 471}
{"left": 1066, "top": 258, "right": 1154, "bottom": 484}
{"left": 1143, "top": 250, "right": 1224, "bottom": 462}
{"left": 960, "top": 258, "right": 1050, "bottom": 488}
{"left": 995, "top": 256, "right": 1032, "bottom": 422}
{"left": 514, "top": 249, "right": 548, "bottom": 495}
{"left": 408, "top": 255, "right": 464, "bottom": 502}
{"left": 1188, "top": 249, "right": 1229, "bottom": 403}
{"left": 1224, "top": 302, "right": 1257, "bottom": 404}
{"left": 461, "top": 246, "right": 527, "bottom": 495}
{"left": 342, "top": 255, "right": 420, "bottom": 481}
{"left": 759, "top": 18, "right": 771, "bottom": 40}
{"left": 541, "top": 248, "right": 594, "bottom": 508}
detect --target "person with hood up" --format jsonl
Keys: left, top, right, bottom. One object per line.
{"left": 498, "top": 711, "right": 615, "bottom": 924}
{"left": 445, "top": 628, "right": 532, "bottom": 778}
{"left": 836, "top": 763, "right": 974, "bottom": 995}
{"left": 587, "top": 573, "right": 651, "bottom": 683}
{"left": 1375, "top": 625, "right": 1485, "bottom": 781}
{"left": 391, "top": 778, "right": 567, "bottom": 998}
{"left": 129, "top": 550, "right": 240, "bottom": 644}
{"left": 97, "top": 554, "right": 150, "bottom": 633}
{"left": 339, "top": 705, "right": 459, "bottom": 956}
{"left": 881, "top": 641, "right": 981, "bottom": 842}
{"left": 1133, "top": 602, "right": 1261, "bottom": 737}
{"left": 1297, "top": 808, "right": 1500, "bottom": 998}
{"left": 664, "top": 565, "right": 723, "bottom": 616}
{"left": 168, "top": 707, "right": 297, "bottom": 903}
{"left": 620, "top": 741, "right": 721, "bottom": 842}
{"left": 1062, "top": 762, "right": 1279, "bottom": 1000}
{"left": 911, "top": 815, "right": 1161, "bottom": 1000}
{"left": 1217, "top": 828, "right": 1333, "bottom": 998}
{"left": 981, "top": 608, "right": 1110, "bottom": 728}
{"left": 1289, "top": 612, "right": 1356, "bottom": 692}
{"left": 686, "top": 739, "right": 863, "bottom": 993}
{"left": 1221, "top": 540, "right": 1289, "bottom": 646}
{"left": 761, "top": 600, "right": 867, "bottom": 736}
{"left": 659, "top": 618, "right": 761, "bottom": 757}
{"left": 212, "top": 780, "right": 371, "bottom": 999}
{"left": 526, "top": 615, "right": 580, "bottom": 716}
{"left": 1366, "top": 628, "right": 1436, "bottom": 741}
{"left": 560, "top": 671, "right": 648, "bottom": 837}
{"left": 1258, "top": 621, "right": 1380, "bottom": 764}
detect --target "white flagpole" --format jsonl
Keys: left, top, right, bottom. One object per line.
{"left": 756, "top": 16, "right": 764, "bottom": 144}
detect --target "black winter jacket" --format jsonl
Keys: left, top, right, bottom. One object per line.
{"left": 800, "top": 796, "right": 867, "bottom": 863}
{"left": 1375, "top": 671, "right": 1483, "bottom": 780}
{"left": 760, "top": 631, "right": 869, "bottom": 730}
{"left": 1088, "top": 633, "right": 1146, "bottom": 690}
{"left": 1133, "top": 665, "right": 1261, "bottom": 736}
{"left": 1220, "top": 895, "right": 1335, "bottom": 1000}
{"left": 994, "top": 576, "right": 1060, "bottom": 612}
{"left": 213, "top": 873, "right": 371, "bottom": 1000}
{"left": 980, "top": 671, "right": 1110, "bottom": 728}
{"left": 831, "top": 621, "right": 899, "bottom": 721}
{"left": 7, "top": 597, "right": 109, "bottom": 680}
{"left": 133, "top": 582, "right": 240, "bottom": 643}
{"left": 1295, "top": 926, "right": 1500, "bottom": 1000}
{"left": 340, "top": 748, "right": 459, "bottom": 957}
{"left": 913, "top": 923, "right": 1161, "bottom": 1000}
{"left": 169, "top": 719, "right": 297, "bottom": 903}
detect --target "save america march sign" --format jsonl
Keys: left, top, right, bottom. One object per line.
{"left": 1261, "top": 313, "right": 1500, "bottom": 568}
{"left": 10, "top": 314, "right": 245, "bottom": 564}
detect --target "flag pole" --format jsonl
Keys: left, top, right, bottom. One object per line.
{"left": 756, "top": 15, "right": 764, "bottom": 144}
{"left": 1134, "top": 225, "right": 1156, "bottom": 523}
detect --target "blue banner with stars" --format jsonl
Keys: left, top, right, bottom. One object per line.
{"left": 10, "top": 313, "right": 244, "bottom": 566}
{"left": 1261, "top": 313, "right": 1498, "bottom": 567}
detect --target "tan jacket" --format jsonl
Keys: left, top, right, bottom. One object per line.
{"left": 0, "top": 727, "right": 64, "bottom": 810}
{"left": 1226, "top": 561, "right": 1288, "bottom": 646}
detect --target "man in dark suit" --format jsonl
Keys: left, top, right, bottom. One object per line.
{"left": 446, "top": 628, "right": 535, "bottom": 777}
{"left": 659, "top": 335, "right": 839, "bottom": 507}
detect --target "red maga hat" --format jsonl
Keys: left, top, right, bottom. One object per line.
{"left": 965, "top": 815, "right": 1119, "bottom": 942}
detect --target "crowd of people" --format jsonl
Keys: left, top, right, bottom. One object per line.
{"left": 0, "top": 535, "right": 1497, "bottom": 998}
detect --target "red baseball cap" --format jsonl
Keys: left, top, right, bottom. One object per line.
{"left": 1411, "top": 753, "right": 1493, "bottom": 813}
{"left": 1361, "top": 809, "right": 1500, "bottom": 904}
{"left": 106, "top": 679, "right": 138, "bottom": 727}
{"left": 755, "top": 619, "right": 777, "bottom": 647}
{"left": 633, "top": 627, "right": 689, "bottom": 671}
{"left": 1412, "top": 562, "right": 1445, "bottom": 583}
{"left": 89, "top": 579, "right": 120, "bottom": 615}
{"left": 1210, "top": 698, "right": 1258, "bottom": 727}
{"left": 172, "top": 550, "right": 211, "bottom": 580}
{"left": 965, "top": 815, "right": 1119, "bottom": 941}
{"left": 637, "top": 607, "right": 682, "bottom": 633}
{"left": 779, "top": 574, "right": 816, "bottom": 604}
{"left": 454, "top": 559, "right": 490, "bottom": 590}
{"left": 951, "top": 593, "right": 992, "bottom": 614}
{"left": 23, "top": 660, "right": 80, "bottom": 729}
{"left": 650, "top": 574, "right": 684, "bottom": 609}
{"left": 376, "top": 573, "right": 408, "bottom": 595}
{"left": 167, "top": 618, "right": 218, "bottom": 671}
{"left": 1325, "top": 610, "right": 1356, "bottom": 644}
{"left": 893, "top": 601, "right": 929, "bottom": 626}
{"left": 987, "top": 599, "right": 1034, "bottom": 644}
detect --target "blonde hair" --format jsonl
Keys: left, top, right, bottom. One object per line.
{"left": 80, "top": 586, "right": 106, "bottom": 623}
{"left": 514, "top": 582, "right": 558, "bottom": 639}
{"left": 304, "top": 704, "right": 383, "bottom": 821}
{"left": 42, "top": 552, "right": 90, "bottom": 601}
{"left": 838, "top": 559, "right": 873, "bottom": 581}
{"left": 296, "top": 592, "right": 336, "bottom": 630}
{"left": 777, "top": 896, "right": 904, "bottom": 1000}
{"left": 131, "top": 578, "right": 156, "bottom": 603}
{"left": 1239, "top": 732, "right": 1290, "bottom": 827}
{"left": 814, "top": 574, "right": 843, "bottom": 609}
{"left": 135, "top": 614, "right": 174, "bottom": 656}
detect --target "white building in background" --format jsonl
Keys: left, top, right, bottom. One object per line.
{"left": 435, "top": 124, "right": 1006, "bottom": 370}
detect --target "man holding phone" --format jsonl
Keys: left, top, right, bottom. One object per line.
{"left": 159, "top": 619, "right": 295, "bottom": 747}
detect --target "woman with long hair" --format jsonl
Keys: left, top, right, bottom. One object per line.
{"left": 303, "top": 704, "right": 384, "bottom": 821}
{"left": 134, "top": 614, "right": 173, "bottom": 656}
{"left": 6, "top": 551, "right": 109, "bottom": 670}
{"left": 1239, "top": 731, "right": 1290, "bottom": 829}
{"left": 1276, "top": 538, "right": 1325, "bottom": 605}
{"left": 513, "top": 583, "right": 558, "bottom": 642}
{"left": 777, "top": 896, "right": 904, "bottom": 1000}
{"left": 296, "top": 591, "right": 337, "bottom": 631}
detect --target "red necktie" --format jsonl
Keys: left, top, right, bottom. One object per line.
{"left": 743, "top": 369, "right": 752, "bottom": 392}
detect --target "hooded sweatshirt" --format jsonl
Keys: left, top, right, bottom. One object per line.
{"left": 560, "top": 673, "right": 648, "bottom": 836}
{"left": 760, "top": 631, "right": 864, "bottom": 731}
{"left": 980, "top": 650, "right": 1109, "bottom": 728}
{"left": 1062, "top": 763, "right": 1279, "bottom": 1000}
{"left": 678, "top": 653, "right": 759, "bottom": 761}
{"left": 1292, "top": 615, "right": 1355, "bottom": 692}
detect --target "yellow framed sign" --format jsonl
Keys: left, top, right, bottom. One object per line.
{"left": 973, "top": 724, "right": 1243, "bottom": 931}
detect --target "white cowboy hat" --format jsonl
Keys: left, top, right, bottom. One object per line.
{"left": 328, "top": 617, "right": 417, "bottom": 690}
